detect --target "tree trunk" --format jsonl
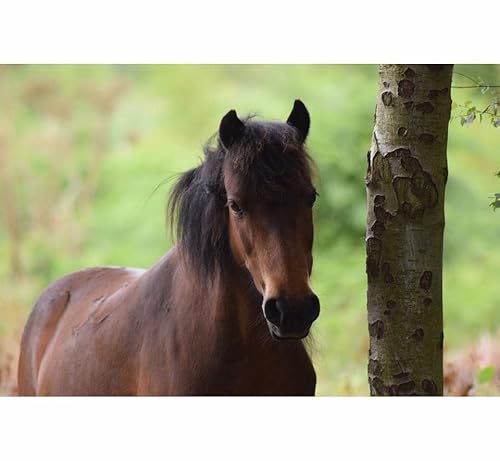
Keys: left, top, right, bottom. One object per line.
{"left": 365, "top": 64, "right": 453, "bottom": 396}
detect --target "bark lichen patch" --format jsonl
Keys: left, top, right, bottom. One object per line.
{"left": 393, "top": 177, "right": 417, "bottom": 217}
{"left": 400, "top": 202, "right": 414, "bottom": 217}
{"left": 401, "top": 155, "right": 421, "bottom": 174}
{"left": 428, "top": 87, "right": 449, "bottom": 99}
{"left": 410, "top": 169, "right": 438, "bottom": 208}
{"left": 366, "top": 237, "right": 381, "bottom": 278}
{"left": 371, "top": 220, "right": 386, "bottom": 237}
{"left": 371, "top": 377, "right": 386, "bottom": 395}
{"left": 387, "top": 385, "right": 398, "bottom": 395}
{"left": 420, "top": 271, "right": 432, "bottom": 290}
{"left": 393, "top": 371, "right": 410, "bottom": 380}
{"left": 371, "top": 151, "right": 392, "bottom": 184}
{"left": 369, "top": 320, "right": 385, "bottom": 339}
{"left": 397, "top": 380, "right": 416, "bottom": 395}
{"left": 386, "top": 148, "right": 411, "bottom": 159}
{"left": 418, "top": 132, "right": 436, "bottom": 144}
{"left": 374, "top": 205, "right": 393, "bottom": 223}
{"left": 421, "top": 378, "right": 438, "bottom": 395}
{"left": 381, "top": 262, "right": 394, "bottom": 284}
{"left": 368, "top": 359, "right": 383, "bottom": 376}
{"left": 404, "top": 67, "right": 416, "bottom": 79}
{"left": 393, "top": 159, "right": 438, "bottom": 219}
{"left": 411, "top": 328, "right": 425, "bottom": 342}
{"left": 384, "top": 300, "right": 397, "bottom": 315}
{"left": 381, "top": 91, "right": 393, "bottom": 106}
{"left": 371, "top": 376, "right": 417, "bottom": 396}
{"left": 398, "top": 79, "right": 415, "bottom": 98}
{"left": 415, "top": 101, "right": 434, "bottom": 114}
{"left": 397, "top": 126, "right": 408, "bottom": 137}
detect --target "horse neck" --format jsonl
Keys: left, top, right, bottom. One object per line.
{"left": 207, "top": 265, "right": 264, "bottom": 340}
{"left": 161, "top": 246, "right": 265, "bottom": 343}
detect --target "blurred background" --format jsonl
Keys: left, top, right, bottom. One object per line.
{"left": 0, "top": 64, "right": 498, "bottom": 395}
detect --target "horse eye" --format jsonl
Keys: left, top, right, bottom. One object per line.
{"left": 228, "top": 200, "right": 244, "bottom": 217}
{"left": 309, "top": 190, "right": 318, "bottom": 207}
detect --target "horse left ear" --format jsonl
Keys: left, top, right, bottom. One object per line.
{"left": 219, "top": 110, "right": 245, "bottom": 149}
{"left": 286, "top": 99, "right": 310, "bottom": 143}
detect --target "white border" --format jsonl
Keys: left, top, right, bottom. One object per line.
{"left": 1, "top": 3, "right": 499, "bottom": 459}
{"left": 1, "top": 397, "right": 499, "bottom": 461}
{"left": 1, "top": 0, "right": 499, "bottom": 63}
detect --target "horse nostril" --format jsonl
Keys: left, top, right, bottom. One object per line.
{"left": 307, "top": 294, "right": 320, "bottom": 323}
{"left": 264, "top": 298, "right": 284, "bottom": 326}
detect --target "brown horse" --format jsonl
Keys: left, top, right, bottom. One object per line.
{"left": 18, "top": 100, "right": 320, "bottom": 395}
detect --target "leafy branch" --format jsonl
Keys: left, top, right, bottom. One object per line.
{"left": 451, "top": 99, "right": 500, "bottom": 128}
{"left": 452, "top": 71, "right": 500, "bottom": 211}
{"left": 451, "top": 72, "right": 500, "bottom": 128}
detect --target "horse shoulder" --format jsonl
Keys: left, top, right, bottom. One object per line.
{"left": 18, "top": 266, "right": 145, "bottom": 395}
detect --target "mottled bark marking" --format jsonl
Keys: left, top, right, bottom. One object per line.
{"left": 369, "top": 320, "right": 385, "bottom": 339}
{"left": 420, "top": 271, "right": 433, "bottom": 290}
{"left": 382, "top": 91, "right": 393, "bottom": 106}
{"left": 415, "top": 101, "right": 434, "bottom": 113}
{"left": 398, "top": 79, "right": 415, "bottom": 98}
{"left": 366, "top": 237, "right": 382, "bottom": 279}
{"left": 421, "top": 378, "right": 438, "bottom": 395}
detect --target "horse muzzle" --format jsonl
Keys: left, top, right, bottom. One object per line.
{"left": 263, "top": 294, "right": 320, "bottom": 340}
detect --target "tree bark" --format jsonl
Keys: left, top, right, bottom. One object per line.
{"left": 366, "top": 64, "right": 453, "bottom": 396}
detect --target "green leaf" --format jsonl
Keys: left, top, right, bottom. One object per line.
{"left": 464, "top": 113, "right": 476, "bottom": 126}
{"left": 477, "top": 366, "right": 496, "bottom": 384}
{"left": 464, "top": 100, "right": 472, "bottom": 107}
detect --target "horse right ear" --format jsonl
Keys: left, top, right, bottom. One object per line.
{"left": 286, "top": 99, "right": 310, "bottom": 143}
{"left": 219, "top": 110, "right": 245, "bottom": 149}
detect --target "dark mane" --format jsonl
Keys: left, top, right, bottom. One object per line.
{"left": 167, "top": 117, "right": 315, "bottom": 279}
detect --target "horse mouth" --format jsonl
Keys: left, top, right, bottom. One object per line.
{"left": 269, "top": 327, "right": 309, "bottom": 341}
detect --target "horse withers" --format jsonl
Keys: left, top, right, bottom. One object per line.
{"left": 18, "top": 100, "right": 320, "bottom": 395}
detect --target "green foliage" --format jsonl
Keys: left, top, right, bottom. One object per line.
{"left": 451, "top": 72, "right": 500, "bottom": 128}
{"left": 477, "top": 366, "right": 496, "bottom": 384}
{"left": 0, "top": 64, "right": 499, "bottom": 395}
{"left": 451, "top": 69, "right": 500, "bottom": 213}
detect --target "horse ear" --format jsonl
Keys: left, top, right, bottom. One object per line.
{"left": 286, "top": 99, "right": 310, "bottom": 143}
{"left": 219, "top": 110, "right": 245, "bottom": 149}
